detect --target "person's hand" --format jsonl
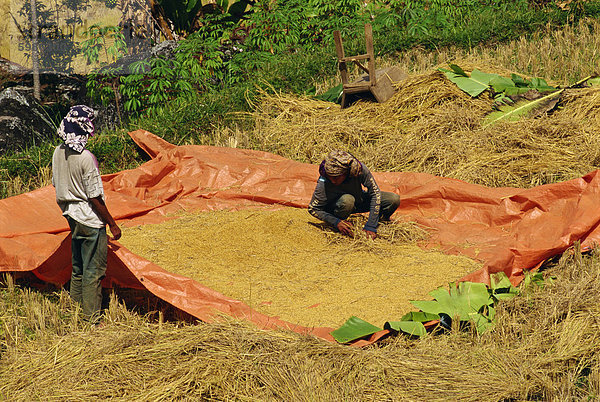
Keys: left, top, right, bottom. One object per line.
{"left": 109, "top": 224, "right": 122, "bottom": 241}
{"left": 337, "top": 220, "right": 354, "bottom": 236}
{"left": 364, "top": 230, "right": 377, "bottom": 240}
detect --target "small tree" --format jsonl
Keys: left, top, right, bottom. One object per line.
{"left": 30, "top": 0, "right": 40, "bottom": 100}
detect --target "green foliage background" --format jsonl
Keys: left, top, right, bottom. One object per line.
{"left": 3, "top": 0, "right": 600, "bottom": 198}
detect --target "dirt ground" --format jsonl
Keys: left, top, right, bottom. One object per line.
{"left": 120, "top": 207, "right": 481, "bottom": 328}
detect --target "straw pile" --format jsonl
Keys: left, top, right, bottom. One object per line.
{"left": 248, "top": 66, "right": 600, "bottom": 188}
{"left": 119, "top": 207, "right": 480, "bottom": 328}
{"left": 1, "top": 246, "right": 599, "bottom": 400}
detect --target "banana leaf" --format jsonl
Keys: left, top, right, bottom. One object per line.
{"left": 490, "top": 272, "right": 518, "bottom": 301}
{"left": 314, "top": 83, "right": 343, "bottom": 104}
{"left": 483, "top": 89, "right": 563, "bottom": 127}
{"left": 439, "top": 66, "right": 496, "bottom": 97}
{"left": 587, "top": 77, "right": 600, "bottom": 87}
{"left": 330, "top": 316, "right": 382, "bottom": 344}
{"left": 441, "top": 64, "right": 557, "bottom": 98}
{"left": 401, "top": 311, "right": 440, "bottom": 322}
{"left": 489, "top": 76, "right": 516, "bottom": 93}
{"left": 410, "top": 281, "right": 494, "bottom": 333}
{"left": 384, "top": 321, "right": 427, "bottom": 337}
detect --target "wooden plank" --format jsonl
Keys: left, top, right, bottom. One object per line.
{"left": 370, "top": 66, "right": 407, "bottom": 103}
{"left": 365, "top": 24, "right": 376, "bottom": 87}
{"left": 341, "top": 54, "right": 370, "bottom": 62}
{"left": 333, "top": 30, "right": 348, "bottom": 85}
{"left": 344, "top": 66, "right": 408, "bottom": 104}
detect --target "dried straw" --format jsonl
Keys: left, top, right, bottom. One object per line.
{"left": 247, "top": 69, "right": 600, "bottom": 188}
{"left": 1, "top": 247, "right": 599, "bottom": 400}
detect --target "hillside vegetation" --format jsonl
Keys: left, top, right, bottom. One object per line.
{"left": 2, "top": 0, "right": 600, "bottom": 197}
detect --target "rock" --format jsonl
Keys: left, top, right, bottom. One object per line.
{"left": 0, "top": 87, "right": 56, "bottom": 154}
{"left": 92, "top": 102, "right": 122, "bottom": 132}
{"left": 150, "top": 40, "right": 179, "bottom": 59}
{"left": 0, "top": 57, "right": 30, "bottom": 77}
{"left": 0, "top": 57, "right": 88, "bottom": 107}
{"left": 97, "top": 40, "right": 180, "bottom": 76}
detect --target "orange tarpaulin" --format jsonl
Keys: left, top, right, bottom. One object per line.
{"left": 3, "top": 129, "right": 600, "bottom": 343}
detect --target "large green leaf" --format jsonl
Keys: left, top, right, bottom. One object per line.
{"left": 228, "top": 0, "right": 250, "bottom": 17}
{"left": 483, "top": 88, "right": 564, "bottom": 127}
{"left": 330, "top": 316, "right": 382, "bottom": 344}
{"left": 471, "top": 307, "right": 495, "bottom": 333}
{"left": 528, "top": 77, "right": 555, "bottom": 92}
{"left": 448, "top": 64, "right": 468, "bottom": 77}
{"left": 489, "top": 76, "right": 516, "bottom": 93}
{"left": 441, "top": 64, "right": 557, "bottom": 99}
{"left": 470, "top": 69, "right": 501, "bottom": 86}
{"left": 400, "top": 311, "right": 440, "bottom": 322}
{"left": 585, "top": 77, "right": 600, "bottom": 87}
{"left": 490, "top": 272, "right": 518, "bottom": 301}
{"left": 314, "top": 83, "right": 343, "bottom": 104}
{"left": 504, "top": 86, "right": 534, "bottom": 96}
{"left": 215, "top": 0, "right": 230, "bottom": 10}
{"left": 410, "top": 282, "right": 492, "bottom": 326}
{"left": 384, "top": 321, "right": 427, "bottom": 337}
{"left": 439, "top": 67, "right": 491, "bottom": 97}
{"left": 511, "top": 73, "right": 529, "bottom": 87}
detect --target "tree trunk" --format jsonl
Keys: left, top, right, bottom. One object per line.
{"left": 30, "top": 0, "right": 41, "bottom": 100}
{"left": 148, "top": 0, "right": 176, "bottom": 40}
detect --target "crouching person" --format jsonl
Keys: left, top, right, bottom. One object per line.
{"left": 52, "top": 105, "right": 121, "bottom": 325}
{"left": 308, "top": 150, "right": 400, "bottom": 239}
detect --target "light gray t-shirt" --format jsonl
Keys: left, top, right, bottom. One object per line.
{"left": 52, "top": 144, "right": 105, "bottom": 228}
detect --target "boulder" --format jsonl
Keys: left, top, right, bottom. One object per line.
{"left": 0, "top": 87, "right": 56, "bottom": 154}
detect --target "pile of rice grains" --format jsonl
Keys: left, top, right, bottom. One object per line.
{"left": 120, "top": 207, "right": 480, "bottom": 328}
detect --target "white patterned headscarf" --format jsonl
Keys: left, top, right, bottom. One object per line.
{"left": 57, "top": 105, "right": 97, "bottom": 153}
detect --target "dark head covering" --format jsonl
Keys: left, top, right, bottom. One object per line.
{"left": 57, "top": 105, "right": 96, "bottom": 153}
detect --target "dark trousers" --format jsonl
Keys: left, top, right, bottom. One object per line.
{"left": 67, "top": 216, "right": 107, "bottom": 323}
{"left": 332, "top": 191, "right": 401, "bottom": 221}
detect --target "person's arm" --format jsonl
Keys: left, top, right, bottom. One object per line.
{"left": 308, "top": 178, "right": 342, "bottom": 228}
{"left": 90, "top": 196, "right": 121, "bottom": 240}
{"left": 361, "top": 164, "right": 381, "bottom": 238}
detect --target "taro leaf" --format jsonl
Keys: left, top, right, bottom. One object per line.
{"left": 490, "top": 272, "right": 518, "bottom": 301}
{"left": 410, "top": 281, "right": 492, "bottom": 326}
{"left": 401, "top": 311, "right": 440, "bottom": 322}
{"left": 384, "top": 321, "right": 427, "bottom": 337}
{"left": 483, "top": 89, "right": 564, "bottom": 127}
{"left": 330, "top": 316, "right": 382, "bottom": 344}
{"left": 439, "top": 67, "right": 490, "bottom": 97}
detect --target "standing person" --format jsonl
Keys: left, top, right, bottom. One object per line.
{"left": 308, "top": 150, "right": 400, "bottom": 239}
{"left": 52, "top": 105, "right": 121, "bottom": 325}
